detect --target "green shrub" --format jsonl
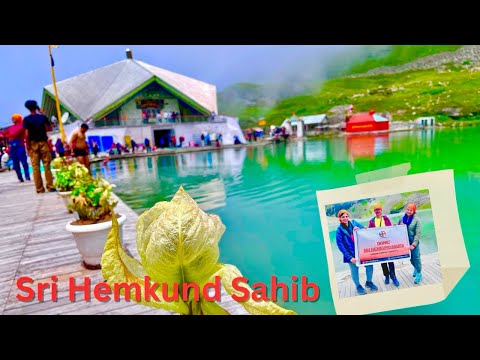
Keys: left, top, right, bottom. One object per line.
{"left": 54, "top": 162, "right": 90, "bottom": 192}
{"left": 70, "top": 177, "right": 118, "bottom": 223}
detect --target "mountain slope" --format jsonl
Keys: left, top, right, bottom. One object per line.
{"left": 346, "top": 45, "right": 463, "bottom": 75}
{"left": 266, "top": 65, "right": 480, "bottom": 122}
{"left": 265, "top": 46, "right": 480, "bottom": 124}
{"left": 218, "top": 81, "right": 311, "bottom": 128}
{"left": 219, "top": 45, "right": 479, "bottom": 127}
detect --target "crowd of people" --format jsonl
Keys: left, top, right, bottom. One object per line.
{"left": 0, "top": 100, "right": 55, "bottom": 193}
{"left": 0, "top": 98, "right": 249, "bottom": 194}
{"left": 336, "top": 203, "right": 423, "bottom": 296}
{"left": 245, "top": 128, "right": 264, "bottom": 142}
{"left": 142, "top": 109, "right": 181, "bottom": 124}
{"left": 198, "top": 131, "right": 224, "bottom": 147}
{"left": 0, "top": 100, "right": 96, "bottom": 193}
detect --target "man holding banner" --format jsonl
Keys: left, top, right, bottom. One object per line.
{"left": 336, "top": 210, "right": 378, "bottom": 296}
{"left": 368, "top": 205, "right": 400, "bottom": 287}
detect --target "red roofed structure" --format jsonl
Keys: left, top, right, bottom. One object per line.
{"left": 346, "top": 110, "right": 389, "bottom": 133}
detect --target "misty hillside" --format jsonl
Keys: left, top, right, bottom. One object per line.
{"left": 218, "top": 81, "right": 313, "bottom": 129}
{"left": 217, "top": 46, "right": 395, "bottom": 128}
{"left": 219, "top": 45, "right": 480, "bottom": 128}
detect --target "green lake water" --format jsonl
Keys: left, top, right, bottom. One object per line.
{"left": 92, "top": 127, "right": 480, "bottom": 315}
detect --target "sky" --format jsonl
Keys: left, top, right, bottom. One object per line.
{"left": 0, "top": 45, "right": 362, "bottom": 127}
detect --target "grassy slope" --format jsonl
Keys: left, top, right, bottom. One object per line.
{"left": 264, "top": 46, "right": 470, "bottom": 125}
{"left": 220, "top": 46, "right": 467, "bottom": 127}
{"left": 346, "top": 45, "right": 462, "bottom": 75}
{"left": 266, "top": 63, "right": 480, "bottom": 123}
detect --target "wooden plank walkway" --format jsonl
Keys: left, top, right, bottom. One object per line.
{"left": 335, "top": 252, "right": 442, "bottom": 299}
{"left": 0, "top": 170, "right": 247, "bottom": 315}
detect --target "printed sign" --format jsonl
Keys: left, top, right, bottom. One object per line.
{"left": 354, "top": 225, "right": 410, "bottom": 266}
{"left": 140, "top": 99, "right": 161, "bottom": 108}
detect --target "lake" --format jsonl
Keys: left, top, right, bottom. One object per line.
{"left": 92, "top": 127, "right": 480, "bottom": 315}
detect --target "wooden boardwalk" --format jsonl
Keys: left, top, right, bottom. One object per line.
{"left": 335, "top": 252, "right": 442, "bottom": 299}
{"left": 0, "top": 170, "right": 247, "bottom": 315}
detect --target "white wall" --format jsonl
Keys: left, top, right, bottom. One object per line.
{"left": 120, "top": 99, "right": 141, "bottom": 121}
{"left": 59, "top": 117, "right": 245, "bottom": 148}
{"left": 163, "top": 99, "right": 180, "bottom": 114}
{"left": 126, "top": 127, "right": 154, "bottom": 145}
{"left": 170, "top": 117, "right": 245, "bottom": 146}
{"left": 415, "top": 117, "right": 435, "bottom": 125}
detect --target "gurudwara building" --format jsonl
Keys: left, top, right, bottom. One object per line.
{"left": 41, "top": 49, "right": 245, "bottom": 150}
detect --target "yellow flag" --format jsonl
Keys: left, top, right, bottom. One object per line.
{"left": 50, "top": 45, "right": 59, "bottom": 48}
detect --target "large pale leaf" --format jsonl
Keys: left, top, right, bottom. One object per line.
{"left": 136, "top": 187, "right": 225, "bottom": 289}
{"left": 101, "top": 215, "right": 190, "bottom": 314}
{"left": 104, "top": 186, "right": 297, "bottom": 315}
{"left": 199, "top": 297, "right": 230, "bottom": 315}
{"left": 136, "top": 201, "right": 169, "bottom": 264}
{"left": 210, "top": 264, "right": 297, "bottom": 315}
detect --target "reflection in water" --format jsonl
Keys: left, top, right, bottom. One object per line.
{"left": 102, "top": 161, "right": 117, "bottom": 181}
{"left": 175, "top": 148, "right": 246, "bottom": 178}
{"left": 246, "top": 147, "right": 254, "bottom": 161}
{"left": 187, "top": 178, "right": 226, "bottom": 211}
{"left": 417, "top": 128, "right": 434, "bottom": 146}
{"left": 346, "top": 134, "right": 390, "bottom": 164}
{"left": 284, "top": 140, "right": 331, "bottom": 165}
{"left": 256, "top": 146, "right": 268, "bottom": 169}
{"left": 92, "top": 160, "right": 118, "bottom": 182}
{"left": 127, "top": 159, "right": 135, "bottom": 174}
{"left": 207, "top": 152, "right": 213, "bottom": 168}
{"left": 91, "top": 128, "right": 480, "bottom": 315}
{"left": 305, "top": 141, "right": 327, "bottom": 162}
{"left": 285, "top": 140, "right": 306, "bottom": 165}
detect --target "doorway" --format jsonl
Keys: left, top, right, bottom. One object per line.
{"left": 154, "top": 129, "right": 173, "bottom": 148}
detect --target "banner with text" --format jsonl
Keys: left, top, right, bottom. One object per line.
{"left": 354, "top": 225, "right": 410, "bottom": 266}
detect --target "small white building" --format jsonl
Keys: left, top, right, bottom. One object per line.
{"left": 282, "top": 114, "right": 328, "bottom": 134}
{"left": 414, "top": 116, "right": 435, "bottom": 127}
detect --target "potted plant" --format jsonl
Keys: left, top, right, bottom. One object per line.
{"left": 54, "top": 160, "right": 90, "bottom": 213}
{"left": 66, "top": 176, "right": 126, "bottom": 269}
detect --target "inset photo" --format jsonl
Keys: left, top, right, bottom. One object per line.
{"left": 325, "top": 190, "right": 441, "bottom": 299}
{"left": 317, "top": 170, "right": 469, "bottom": 315}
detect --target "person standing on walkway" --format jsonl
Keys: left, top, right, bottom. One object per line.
{"left": 70, "top": 123, "right": 90, "bottom": 172}
{"left": 91, "top": 139, "right": 100, "bottom": 157}
{"left": 368, "top": 204, "right": 400, "bottom": 287}
{"left": 47, "top": 138, "right": 56, "bottom": 160}
{"left": 336, "top": 209, "right": 378, "bottom": 296}
{"left": 55, "top": 138, "right": 65, "bottom": 157}
{"left": 22, "top": 100, "right": 55, "bottom": 193}
{"left": 0, "top": 113, "right": 31, "bottom": 183}
{"left": 398, "top": 203, "right": 423, "bottom": 284}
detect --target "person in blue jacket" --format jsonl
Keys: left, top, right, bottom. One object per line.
{"left": 336, "top": 209, "right": 378, "bottom": 295}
